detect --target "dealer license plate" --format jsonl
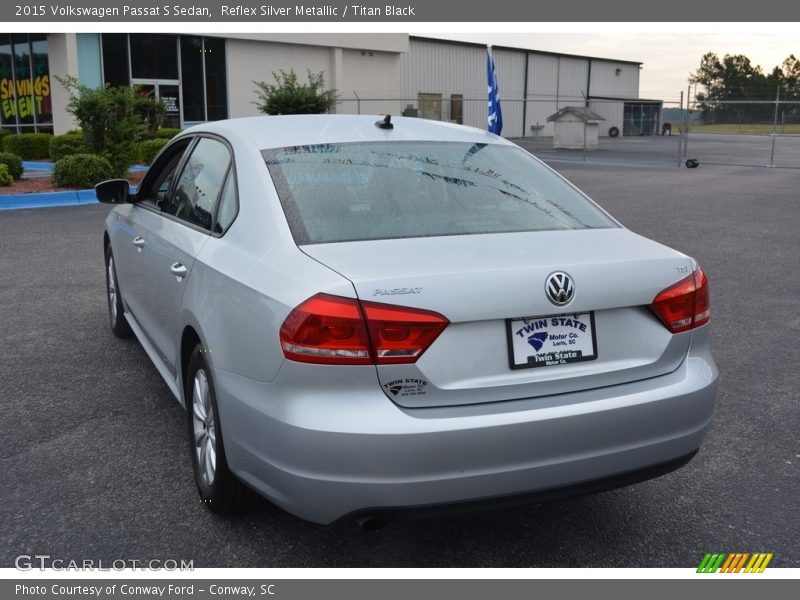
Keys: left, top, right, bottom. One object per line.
{"left": 506, "top": 312, "right": 597, "bottom": 370}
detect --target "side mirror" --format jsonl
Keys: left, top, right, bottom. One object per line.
{"left": 95, "top": 179, "right": 134, "bottom": 204}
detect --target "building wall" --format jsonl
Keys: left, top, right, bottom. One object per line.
{"left": 338, "top": 49, "right": 403, "bottom": 116}
{"left": 492, "top": 47, "right": 527, "bottom": 137}
{"left": 524, "top": 54, "right": 559, "bottom": 137}
{"left": 589, "top": 60, "right": 640, "bottom": 98}
{"left": 225, "top": 39, "right": 404, "bottom": 119}
{"left": 225, "top": 39, "right": 335, "bottom": 119}
{"left": 210, "top": 33, "right": 408, "bottom": 54}
{"left": 47, "top": 33, "right": 79, "bottom": 134}
{"left": 402, "top": 38, "right": 642, "bottom": 138}
{"left": 558, "top": 57, "right": 590, "bottom": 102}
{"left": 588, "top": 100, "right": 624, "bottom": 137}
{"left": 48, "top": 33, "right": 642, "bottom": 138}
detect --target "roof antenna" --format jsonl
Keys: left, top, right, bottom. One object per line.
{"left": 375, "top": 114, "right": 393, "bottom": 130}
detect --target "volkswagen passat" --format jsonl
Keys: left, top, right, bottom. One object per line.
{"left": 97, "top": 115, "right": 717, "bottom": 524}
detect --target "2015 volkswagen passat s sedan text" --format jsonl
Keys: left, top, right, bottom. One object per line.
{"left": 98, "top": 115, "right": 717, "bottom": 524}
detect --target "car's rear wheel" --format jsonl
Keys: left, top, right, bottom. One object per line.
{"left": 105, "top": 246, "right": 132, "bottom": 338}
{"left": 186, "top": 345, "right": 251, "bottom": 513}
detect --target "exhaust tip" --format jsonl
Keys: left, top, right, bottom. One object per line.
{"left": 355, "top": 513, "right": 388, "bottom": 531}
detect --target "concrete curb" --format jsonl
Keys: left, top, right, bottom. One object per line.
{"left": 0, "top": 189, "right": 99, "bottom": 211}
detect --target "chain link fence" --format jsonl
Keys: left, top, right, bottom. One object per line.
{"left": 679, "top": 95, "right": 800, "bottom": 169}
{"left": 333, "top": 93, "right": 800, "bottom": 169}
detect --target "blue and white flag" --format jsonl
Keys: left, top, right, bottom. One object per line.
{"left": 487, "top": 46, "right": 503, "bottom": 135}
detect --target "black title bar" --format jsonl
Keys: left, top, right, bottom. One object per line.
{"left": 4, "top": 0, "right": 798, "bottom": 22}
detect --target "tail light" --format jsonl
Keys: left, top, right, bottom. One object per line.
{"left": 651, "top": 267, "right": 710, "bottom": 333}
{"left": 280, "top": 293, "right": 449, "bottom": 365}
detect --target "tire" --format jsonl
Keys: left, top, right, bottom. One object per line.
{"left": 686, "top": 159, "right": 700, "bottom": 169}
{"left": 608, "top": 126, "right": 620, "bottom": 138}
{"left": 186, "top": 345, "right": 251, "bottom": 513}
{"left": 105, "top": 245, "right": 133, "bottom": 338}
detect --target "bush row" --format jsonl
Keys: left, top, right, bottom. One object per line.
{"left": 0, "top": 151, "right": 24, "bottom": 179}
{"left": 150, "top": 127, "right": 181, "bottom": 139}
{"left": 137, "top": 138, "right": 170, "bottom": 164}
{"left": 2, "top": 133, "right": 52, "bottom": 160}
{"left": 0, "top": 164, "right": 12, "bottom": 186}
{"left": 50, "top": 134, "right": 87, "bottom": 161}
{"left": 52, "top": 154, "right": 115, "bottom": 188}
{"left": 0, "top": 127, "right": 179, "bottom": 162}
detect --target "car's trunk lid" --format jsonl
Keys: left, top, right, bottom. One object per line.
{"left": 301, "top": 228, "right": 694, "bottom": 408}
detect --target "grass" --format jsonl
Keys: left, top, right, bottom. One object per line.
{"left": 684, "top": 123, "right": 800, "bottom": 135}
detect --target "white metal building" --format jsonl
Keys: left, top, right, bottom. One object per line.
{"left": 400, "top": 37, "right": 650, "bottom": 138}
{"left": 2, "top": 33, "right": 655, "bottom": 137}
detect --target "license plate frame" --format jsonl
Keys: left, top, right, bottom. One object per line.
{"left": 506, "top": 312, "right": 598, "bottom": 370}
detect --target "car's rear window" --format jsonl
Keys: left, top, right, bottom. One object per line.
{"left": 263, "top": 141, "right": 617, "bottom": 245}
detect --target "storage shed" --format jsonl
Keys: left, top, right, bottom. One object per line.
{"left": 547, "top": 106, "right": 606, "bottom": 150}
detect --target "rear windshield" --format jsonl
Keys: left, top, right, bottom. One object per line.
{"left": 263, "top": 141, "right": 617, "bottom": 244}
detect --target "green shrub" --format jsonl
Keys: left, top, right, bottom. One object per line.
{"left": 253, "top": 69, "right": 337, "bottom": 115}
{"left": 2, "top": 133, "right": 53, "bottom": 160}
{"left": 52, "top": 154, "right": 115, "bottom": 188}
{"left": 136, "top": 138, "right": 170, "bottom": 164}
{"left": 0, "top": 151, "right": 24, "bottom": 180}
{"left": 50, "top": 134, "right": 87, "bottom": 161}
{"left": 155, "top": 127, "right": 181, "bottom": 139}
{"left": 57, "top": 76, "right": 166, "bottom": 177}
{"left": 0, "top": 129, "right": 12, "bottom": 142}
{"left": 0, "top": 164, "right": 12, "bottom": 186}
{"left": 135, "top": 93, "right": 167, "bottom": 139}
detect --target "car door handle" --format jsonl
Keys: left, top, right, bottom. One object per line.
{"left": 170, "top": 262, "right": 188, "bottom": 279}
{"left": 132, "top": 236, "right": 145, "bottom": 247}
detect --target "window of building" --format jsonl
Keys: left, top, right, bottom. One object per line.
{"left": 450, "top": 94, "right": 463, "bottom": 125}
{"left": 418, "top": 93, "right": 442, "bottom": 121}
{"left": 30, "top": 34, "right": 51, "bottom": 131}
{"left": 130, "top": 34, "right": 178, "bottom": 80}
{"left": 0, "top": 33, "right": 52, "bottom": 134}
{"left": 0, "top": 35, "right": 15, "bottom": 130}
{"left": 12, "top": 34, "right": 34, "bottom": 128}
{"left": 101, "top": 34, "right": 130, "bottom": 87}
{"left": 101, "top": 34, "right": 228, "bottom": 128}
{"left": 204, "top": 37, "right": 227, "bottom": 122}
{"left": 179, "top": 36, "right": 205, "bottom": 122}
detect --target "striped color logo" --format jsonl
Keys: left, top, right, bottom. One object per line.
{"left": 697, "top": 552, "right": 773, "bottom": 573}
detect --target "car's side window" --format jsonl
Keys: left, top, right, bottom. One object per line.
{"left": 151, "top": 154, "right": 184, "bottom": 207}
{"left": 163, "top": 138, "right": 231, "bottom": 231}
{"left": 137, "top": 139, "right": 192, "bottom": 207}
{"left": 214, "top": 169, "right": 239, "bottom": 235}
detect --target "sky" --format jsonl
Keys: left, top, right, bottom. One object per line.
{"left": 424, "top": 32, "right": 799, "bottom": 103}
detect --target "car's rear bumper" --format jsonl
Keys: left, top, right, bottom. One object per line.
{"left": 215, "top": 329, "right": 717, "bottom": 524}
{"left": 352, "top": 449, "right": 699, "bottom": 523}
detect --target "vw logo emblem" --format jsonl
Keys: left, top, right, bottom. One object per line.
{"left": 545, "top": 272, "right": 575, "bottom": 306}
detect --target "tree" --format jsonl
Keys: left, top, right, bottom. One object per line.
{"left": 57, "top": 77, "right": 165, "bottom": 176}
{"left": 781, "top": 55, "right": 800, "bottom": 99}
{"left": 253, "top": 69, "right": 336, "bottom": 115}
{"left": 689, "top": 53, "right": 793, "bottom": 125}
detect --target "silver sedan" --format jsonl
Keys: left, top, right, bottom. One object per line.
{"left": 97, "top": 115, "right": 717, "bottom": 524}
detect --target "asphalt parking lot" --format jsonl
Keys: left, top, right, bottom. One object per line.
{"left": 1, "top": 155, "right": 798, "bottom": 568}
